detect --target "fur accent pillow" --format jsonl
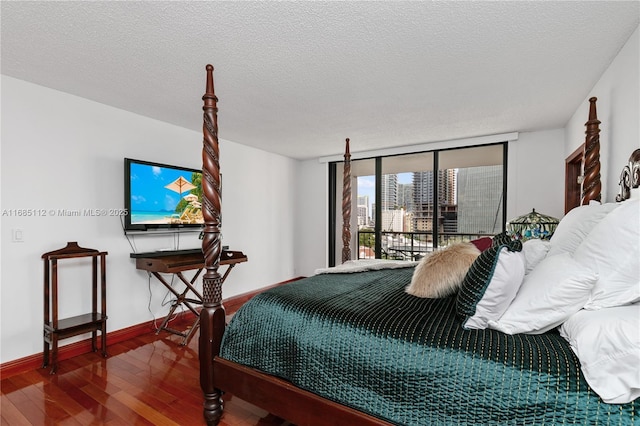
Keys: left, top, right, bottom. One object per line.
{"left": 406, "top": 242, "right": 481, "bottom": 298}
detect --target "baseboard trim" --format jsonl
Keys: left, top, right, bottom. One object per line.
{"left": 0, "top": 276, "right": 304, "bottom": 379}
{"left": 0, "top": 312, "right": 194, "bottom": 379}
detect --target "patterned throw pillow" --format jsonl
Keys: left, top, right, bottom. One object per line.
{"left": 456, "top": 240, "right": 524, "bottom": 328}
{"left": 491, "top": 231, "right": 513, "bottom": 247}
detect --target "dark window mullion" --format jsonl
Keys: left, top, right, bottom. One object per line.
{"left": 433, "top": 152, "right": 439, "bottom": 249}
{"left": 375, "top": 157, "right": 382, "bottom": 258}
{"left": 502, "top": 143, "right": 508, "bottom": 233}
{"left": 328, "top": 162, "right": 337, "bottom": 267}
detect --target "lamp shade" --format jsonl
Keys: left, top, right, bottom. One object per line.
{"left": 507, "top": 209, "right": 559, "bottom": 241}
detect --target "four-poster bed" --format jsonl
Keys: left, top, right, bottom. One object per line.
{"left": 198, "top": 66, "right": 638, "bottom": 425}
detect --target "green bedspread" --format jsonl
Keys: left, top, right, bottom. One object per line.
{"left": 220, "top": 267, "right": 637, "bottom": 425}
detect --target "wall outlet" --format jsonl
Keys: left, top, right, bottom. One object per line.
{"left": 12, "top": 228, "right": 24, "bottom": 243}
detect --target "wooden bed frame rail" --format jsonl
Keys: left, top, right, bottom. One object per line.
{"left": 214, "top": 358, "right": 389, "bottom": 425}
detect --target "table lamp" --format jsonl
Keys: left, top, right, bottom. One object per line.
{"left": 507, "top": 209, "right": 559, "bottom": 241}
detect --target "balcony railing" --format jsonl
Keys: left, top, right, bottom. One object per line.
{"left": 357, "top": 230, "right": 494, "bottom": 261}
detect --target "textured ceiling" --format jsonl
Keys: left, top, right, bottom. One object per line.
{"left": 2, "top": 1, "right": 638, "bottom": 160}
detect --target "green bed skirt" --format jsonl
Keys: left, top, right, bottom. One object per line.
{"left": 220, "top": 268, "right": 637, "bottom": 425}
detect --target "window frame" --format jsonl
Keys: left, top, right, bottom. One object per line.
{"left": 329, "top": 142, "right": 508, "bottom": 267}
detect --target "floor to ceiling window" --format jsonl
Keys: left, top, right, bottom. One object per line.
{"left": 329, "top": 143, "right": 507, "bottom": 266}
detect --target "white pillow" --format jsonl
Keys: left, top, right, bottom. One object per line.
{"left": 462, "top": 248, "right": 525, "bottom": 329}
{"left": 573, "top": 199, "right": 640, "bottom": 310}
{"left": 559, "top": 304, "right": 640, "bottom": 404}
{"left": 521, "top": 239, "right": 550, "bottom": 275}
{"left": 488, "top": 253, "right": 597, "bottom": 335}
{"left": 548, "top": 202, "right": 620, "bottom": 257}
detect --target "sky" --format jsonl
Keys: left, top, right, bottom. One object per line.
{"left": 129, "top": 162, "right": 198, "bottom": 212}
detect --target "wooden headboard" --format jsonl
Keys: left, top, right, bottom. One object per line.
{"left": 616, "top": 148, "right": 640, "bottom": 201}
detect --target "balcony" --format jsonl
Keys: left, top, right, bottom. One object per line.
{"left": 357, "top": 230, "right": 494, "bottom": 261}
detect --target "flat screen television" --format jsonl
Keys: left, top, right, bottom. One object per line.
{"left": 124, "top": 158, "right": 204, "bottom": 233}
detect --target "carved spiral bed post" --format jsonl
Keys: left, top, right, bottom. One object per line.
{"left": 342, "top": 138, "right": 352, "bottom": 263}
{"left": 199, "top": 64, "right": 224, "bottom": 426}
{"left": 581, "top": 97, "right": 601, "bottom": 204}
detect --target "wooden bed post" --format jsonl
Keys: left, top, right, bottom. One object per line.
{"left": 199, "top": 64, "right": 224, "bottom": 426}
{"left": 342, "top": 138, "right": 352, "bottom": 263}
{"left": 581, "top": 97, "right": 601, "bottom": 204}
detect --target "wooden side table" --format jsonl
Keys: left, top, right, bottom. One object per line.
{"left": 42, "top": 242, "right": 108, "bottom": 374}
{"left": 132, "top": 249, "right": 247, "bottom": 345}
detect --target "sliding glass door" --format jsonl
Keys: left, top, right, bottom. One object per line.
{"left": 330, "top": 143, "right": 507, "bottom": 266}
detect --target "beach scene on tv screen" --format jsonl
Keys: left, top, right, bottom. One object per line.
{"left": 130, "top": 163, "right": 203, "bottom": 225}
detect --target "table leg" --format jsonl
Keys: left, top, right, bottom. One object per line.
{"left": 152, "top": 270, "right": 204, "bottom": 344}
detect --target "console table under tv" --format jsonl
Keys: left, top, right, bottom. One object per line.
{"left": 131, "top": 249, "right": 247, "bottom": 345}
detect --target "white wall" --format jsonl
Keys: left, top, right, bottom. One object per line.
{"left": 507, "top": 129, "right": 566, "bottom": 221}
{"left": 293, "top": 159, "right": 328, "bottom": 277}
{"left": 0, "top": 76, "right": 296, "bottom": 363}
{"left": 565, "top": 25, "right": 640, "bottom": 203}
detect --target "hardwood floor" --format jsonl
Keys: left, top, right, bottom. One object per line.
{"left": 1, "top": 329, "right": 291, "bottom": 426}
